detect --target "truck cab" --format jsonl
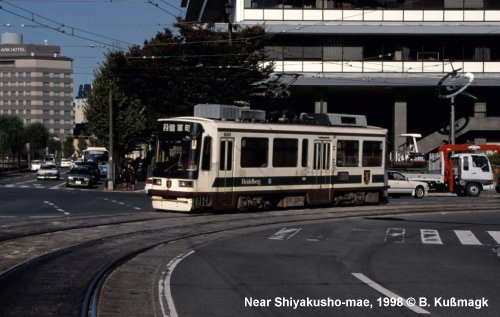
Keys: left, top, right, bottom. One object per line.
{"left": 450, "top": 153, "right": 493, "bottom": 197}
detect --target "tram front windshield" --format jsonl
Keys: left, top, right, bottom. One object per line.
{"left": 154, "top": 128, "right": 201, "bottom": 179}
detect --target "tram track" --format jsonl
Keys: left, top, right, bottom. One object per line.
{"left": 0, "top": 198, "right": 497, "bottom": 317}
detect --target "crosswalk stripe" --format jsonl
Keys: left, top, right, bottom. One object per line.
{"left": 420, "top": 229, "right": 443, "bottom": 245}
{"left": 268, "top": 227, "right": 302, "bottom": 240}
{"left": 487, "top": 231, "right": 500, "bottom": 244}
{"left": 454, "top": 230, "right": 482, "bottom": 245}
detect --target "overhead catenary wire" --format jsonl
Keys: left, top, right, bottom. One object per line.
{"left": 145, "top": 0, "right": 180, "bottom": 19}
{"left": 0, "top": 0, "right": 136, "bottom": 48}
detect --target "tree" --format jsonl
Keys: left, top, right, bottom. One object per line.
{"left": 0, "top": 115, "right": 25, "bottom": 167}
{"left": 77, "top": 137, "right": 88, "bottom": 156}
{"left": 47, "top": 136, "right": 62, "bottom": 158}
{"left": 85, "top": 20, "right": 273, "bottom": 161}
{"left": 63, "top": 136, "right": 75, "bottom": 158}
{"left": 24, "top": 123, "right": 49, "bottom": 160}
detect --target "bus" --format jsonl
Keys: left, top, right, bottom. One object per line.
{"left": 81, "top": 147, "right": 109, "bottom": 177}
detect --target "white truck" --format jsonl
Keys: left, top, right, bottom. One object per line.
{"left": 404, "top": 144, "right": 499, "bottom": 197}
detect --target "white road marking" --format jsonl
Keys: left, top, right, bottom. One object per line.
{"left": 352, "top": 273, "right": 430, "bottom": 315}
{"left": 50, "top": 182, "right": 66, "bottom": 189}
{"left": 454, "top": 230, "right": 482, "bottom": 245}
{"left": 159, "top": 251, "right": 195, "bottom": 317}
{"left": 43, "top": 201, "right": 69, "bottom": 216}
{"left": 268, "top": 227, "right": 302, "bottom": 240}
{"left": 384, "top": 228, "right": 405, "bottom": 243}
{"left": 487, "top": 231, "right": 500, "bottom": 244}
{"left": 15, "top": 179, "right": 36, "bottom": 185}
{"left": 420, "top": 229, "right": 443, "bottom": 245}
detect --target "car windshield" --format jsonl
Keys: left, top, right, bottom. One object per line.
{"left": 154, "top": 122, "right": 202, "bottom": 179}
{"left": 69, "top": 167, "right": 90, "bottom": 174}
{"left": 389, "top": 172, "right": 406, "bottom": 181}
{"left": 40, "top": 165, "right": 57, "bottom": 170}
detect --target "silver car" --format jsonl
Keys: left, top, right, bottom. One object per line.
{"left": 37, "top": 164, "right": 60, "bottom": 180}
{"left": 388, "top": 170, "right": 428, "bottom": 198}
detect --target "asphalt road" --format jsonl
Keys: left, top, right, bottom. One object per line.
{"left": 1, "top": 170, "right": 500, "bottom": 317}
{"left": 171, "top": 211, "right": 500, "bottom": 317}
{"left": 0, "top": 169, "right": 150, "bottom": 218}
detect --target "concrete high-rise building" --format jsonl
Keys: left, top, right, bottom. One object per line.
{"left": 0, "top": 32, "right": 74, "bottom": 137}
{"left": 74, "top": 84, "right": 91, "bottom": 124}
{"left": 182, "top": 1, "right": 500, "bottom": 153}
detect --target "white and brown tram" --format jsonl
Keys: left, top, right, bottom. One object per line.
{"left": 148, "top": 105, "right": 388, "bottom": 212}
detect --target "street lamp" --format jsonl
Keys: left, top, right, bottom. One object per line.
{"left": 437, "top": 67, "right": 476, "bottom": 145}
{"left": 224, "top": 0, "right": 233, "bottom": 46}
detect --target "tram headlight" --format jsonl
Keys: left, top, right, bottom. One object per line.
{"left": 178, "top": 180, "right": 193, "bottom": 188}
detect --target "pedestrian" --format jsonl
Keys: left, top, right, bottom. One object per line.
{"left": 128, "top": 163, "right": 136, "bottom": 191}
{"left": 122, "top": 166, "right": 129, "bottom": 190}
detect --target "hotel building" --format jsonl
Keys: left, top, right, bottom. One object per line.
{"left": 0, "top": 32, "right": 74, "bottom": 137}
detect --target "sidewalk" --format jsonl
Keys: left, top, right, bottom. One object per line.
{"left": 105, "top": 180, "right": 146, "bottom": 193}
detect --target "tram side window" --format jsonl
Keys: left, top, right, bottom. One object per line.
{"left": 241, "top": 138, "right": 268, "bottom": 168}
{"left": 219, "top": 140, "right": 233, "bottom": 171}
{"left": 301, "top": 139, "right": 308, "bottom": 167}
{"left": 336, "top": 140, "right": 359, "bottom": 167}
{"left": 273, "top": 138, "right": 298, "bottom": 167}
{"left": 362, "top": 141, "right": 383, "bottom": 167}
{"left": 201, "top": 136, "right": 212, "bottom": 171}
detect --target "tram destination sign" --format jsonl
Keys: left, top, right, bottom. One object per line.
{"left": 162, "top": 122, "right": 192, "bottom": 133}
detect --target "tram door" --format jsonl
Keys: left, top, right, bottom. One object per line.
{"left": 313, "top": 140, "right": 332, "bottom": 203}
{"left": 217, "top": 138, "right": 234, "bottom": 208}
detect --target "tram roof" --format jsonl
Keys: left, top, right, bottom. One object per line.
{"left": 159, "top": 116, "right": 387, "bottom": 136}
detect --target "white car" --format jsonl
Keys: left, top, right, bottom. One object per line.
{"left": 60, "top": 158, "right": 73, "bottom": 168}
{"left": 37, "top": 164, "right": 61, "bottom": 180}
{"left": 388, "top": 170, "right": 428, "bottom": 198}
{"left": 30, "top": 160, "right": 43, "bottom": 171}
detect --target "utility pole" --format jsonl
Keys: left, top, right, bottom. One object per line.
{"left": 107, "top": 90, "right": 114, "bottom": 190}
{"left": 225, "top": 0, "right": 233, "bottom": 46}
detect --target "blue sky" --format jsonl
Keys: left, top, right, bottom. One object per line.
{"left": 0, "top": 0, "right": 184, "bottom": 95}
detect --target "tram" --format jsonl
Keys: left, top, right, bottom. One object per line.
{"left": 148, "top": 104, "right": 388, "bottom": 212}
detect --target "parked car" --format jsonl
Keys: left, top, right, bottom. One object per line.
{"left": 30, "top": 160, "right": 43, "bottom": 171}
{"left": 66, "top": 166, "right": 93, "bottom": 188}
{"left": 388, "top": 170, "right": 428, "bottom": 198}
{"left": 60, "top": 158, "right": 73, "bottom": 168}
{"left": 36, "top": 164, "right": 60, "bottom": 180}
